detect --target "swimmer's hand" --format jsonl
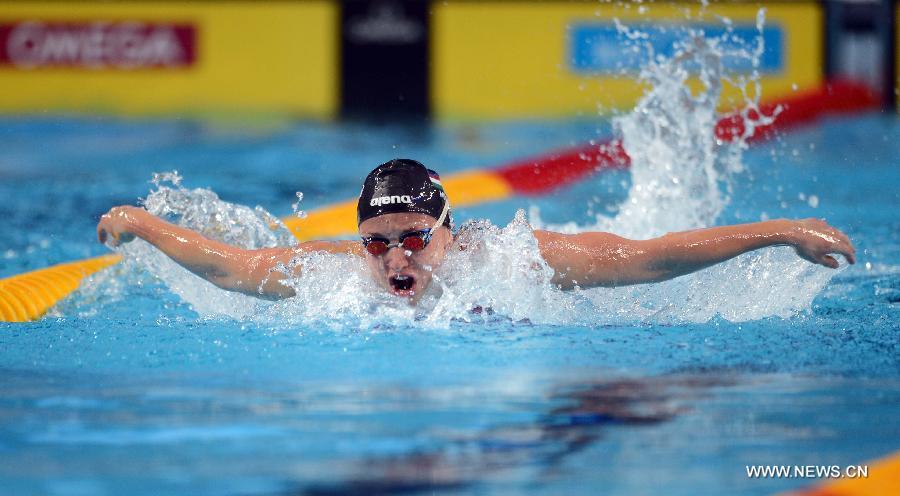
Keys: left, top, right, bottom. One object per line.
{"left": 787, "top": 218, "right": 856, "bottom": 269}
{"left": 97, "top": 205, "right": 141, "bottom": 247}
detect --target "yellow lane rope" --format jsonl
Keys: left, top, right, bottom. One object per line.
{"left": 0, "top": 255, "right": 121, "bottom": 322}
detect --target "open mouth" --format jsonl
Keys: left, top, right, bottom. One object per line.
{"left": 389, "top": 274, "right": 416, "bottom": 294}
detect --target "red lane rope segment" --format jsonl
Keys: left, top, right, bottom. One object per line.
{"left": 497, "top": 80, "right": 880, "bottom": 196}
{"left": 716, "top": 79, "right": 881, "bottom": 143}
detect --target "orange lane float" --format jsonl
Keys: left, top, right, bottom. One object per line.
{"left": 779, "top": 450, "right": 900, "bottom": 496}
{"left": 0, "top": 80, "right": 881, "bottom": 321}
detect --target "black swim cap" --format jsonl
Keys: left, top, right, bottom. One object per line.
{"left": 357, "top": 159, "right": 451, "bottom": 227}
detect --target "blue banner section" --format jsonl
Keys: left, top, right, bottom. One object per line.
{"left": 570, "top": 23, "right": 783, "bottom": 74}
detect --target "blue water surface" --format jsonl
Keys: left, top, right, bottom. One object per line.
{"left": 0, "top": 113, "right": 898, "bottom": 496}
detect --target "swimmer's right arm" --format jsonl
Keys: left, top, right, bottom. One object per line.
{"left": 97, "top": 206, "right": 361, "bottom": 300}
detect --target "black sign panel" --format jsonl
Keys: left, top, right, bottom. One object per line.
{"left": 340, "top": 0, "right": 430, "bottom": 120}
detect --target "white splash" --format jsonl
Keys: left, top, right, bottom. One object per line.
{"left": 535, "top": 16, "right": 777, "bottom": 237}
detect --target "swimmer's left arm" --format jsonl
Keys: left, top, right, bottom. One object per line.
{"left": 535, "top": 218, "right": 855, "bottom": 289}
{"left": 97, "top": 205, "right": 362, "bottom": 300}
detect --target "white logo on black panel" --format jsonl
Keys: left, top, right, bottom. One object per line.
{"left": 348, "top": 1, "right": 423, "bottom": 44}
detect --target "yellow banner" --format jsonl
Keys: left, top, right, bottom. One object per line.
{"left": 433, "top": 1, "right": 823, "bottom": 120}
{"left": 0, "top": 1, "right": 337, "bottom": 118}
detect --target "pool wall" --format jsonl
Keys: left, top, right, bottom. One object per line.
{"left": 0, "top": 0, "right": 828, "bottom": 120}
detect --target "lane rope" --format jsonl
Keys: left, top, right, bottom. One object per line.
{"left": 0, "top": 80, "right": 879, "bottom": 322}
{"left": 0, "top": 255, "right": 121, "bottom": 322}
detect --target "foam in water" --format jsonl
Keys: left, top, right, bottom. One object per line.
{"left": 76, "top": 13, "right": 839, "bottom": 326}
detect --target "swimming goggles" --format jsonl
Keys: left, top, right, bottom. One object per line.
{"left": 361, "top": 198, "right": 450, "bottom": 256}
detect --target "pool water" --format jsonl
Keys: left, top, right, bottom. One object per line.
{"left": 0, "top": 110, "right": 897, "bottom": 495}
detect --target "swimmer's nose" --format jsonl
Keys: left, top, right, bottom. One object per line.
{"left": 383, "top": 246, "right": 410, "bottom": 272}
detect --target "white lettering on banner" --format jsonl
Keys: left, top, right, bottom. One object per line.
{"left": 0, "top": 21, "right": 196, "bottom": 69}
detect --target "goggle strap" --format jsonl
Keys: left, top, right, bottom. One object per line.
{"left": 427, "top": 197, "right": 451, "bottom": 239}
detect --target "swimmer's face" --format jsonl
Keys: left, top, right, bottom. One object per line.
{"left": 359, "top": 212, "right": 452, "bottom": 301}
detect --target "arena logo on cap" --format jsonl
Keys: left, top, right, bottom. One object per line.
{"left": 0, "top": 21, "right": 196, "bottom": 69}
{"left": 370, "top": 195, "right": 413, "bottom": 207}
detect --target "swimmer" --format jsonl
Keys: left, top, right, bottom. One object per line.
{"left": 97, "top": 159, "right": 856, "bottom": 302}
